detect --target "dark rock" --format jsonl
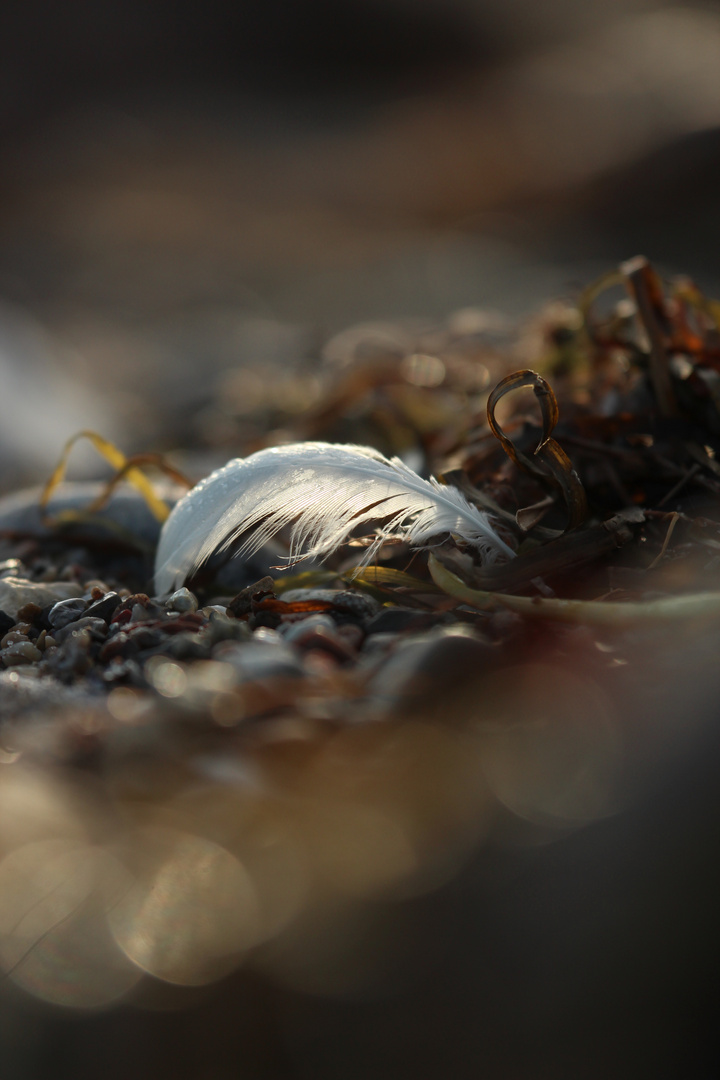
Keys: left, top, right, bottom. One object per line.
{"left": 366, "top": 625, "right": 493, "bottom": 720}
{"left": 365, "top": 607, "right": 453, "bottom": 635}
{"left": 84, "top": 591, "right": 122, "bottom": 623}
{"left": 282, "top": 613, "right": 336, "bottom": 643}
{"left": 214, "top": 635, "right": 304, "bottom": 680}
{"left": 281, "top": 613, "right": 358, "bottom": 660}
{"left": 102, "top": 658, "right": 146, "bottom": 686}
{"left": 16, "top": 602, "right": 43, "bottom": 625}
{"left": 54, "top": 617, "right": 109, "bottom": 645}
{"left": 226, "top": 576, "right": 276, "bottom": 618}
{"left": 110, "top": 594, "right": 164, "bottom": 626}
{"left": 48, "top": 597, "right": 89, "bottom": 630}
{"left": 249, "top": 610, "right": 282, "bottom": 630}
{"left": 99, "top": 624, "right": 168, "bottom": 662}
{"left": 0, "top": 610, "right": 14, "bottom": 635}
{"left": 201, "top": 609, "right": 252, "bottom": 646}
{"left": 37, "top": 603, "right": 56, "bottom": 631}
{"left": 162, "top": 632, "right": 212, "bottom": 661}
{"left": 44, "top": 628, "right": 95, "bottom": 680}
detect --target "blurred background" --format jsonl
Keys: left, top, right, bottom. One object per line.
{"left": 5, "top": 0, "right": 720, "bottom": 481}
{"left": 3, "top": 2, "right": 720, "bottom": 1077}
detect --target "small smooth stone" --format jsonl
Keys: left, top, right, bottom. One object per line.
{"left": 2, "top": 640, "right": 42, "bottom": 666}
{"left": 163, "top": 633, "right": 212, "bottom": 661}
{"left": 300, "top": 628, "right": 357, "bottom": 662}
{"left": 201, "top": 610, "right": 250, "bottom": 647}
{"left": 0, "top": 611, "right": 14, "bottom": 635}
{"left": 282, "top": 616, "right": 358, "bottom": 659}
{"left": 281, "top": 614, "right": 338, "bottom": 644}
{"left": 0, "top": 578, "right": 85, "bottom": 621}
{"left": 44, "top": 630, "right": 94, "bottom": 676}
{"left": 226, "top": 576, "right": 276, "bottom": 619}
{"left": 360, "top": 631, "right": 400, "bottom": 655}
{"left": 365, "top": 625, "right": 492, "bottom": 720}
{"left": 53, "top": 617, "right": 108, "bottom": 644}
{"left": 102, "top": 657, "right": 145, "bottom": 685}
{"left": 335, "top": 623, "right": 364, "bottom": 650}
{"left": 130, "top": 603, "right": 154, "bottom": 623}
{"left": 213, "top": 638, "right": 304, "bottom": 680}
{"left": 84, "top": 591, "right": 122, "bottom": 623}
{"left": 100, "top": 624, "right": 167, "bottom": 662}
{"left": 84, "top": 581, "right": 109, "bottom": 597}
{"left": 1, "top": 631, "right": 28, "bottom": 648}
{"left": 16, "top": 602, "right": 43, "bottom": 624}
{"left": 48, "top": 597, "right": 90, "bottom": 630}
{"left": 167, "top": 587, "right": 198, "bottom": 614}
{"left": 364, "top": 607, "right": 452, "bottom": 636}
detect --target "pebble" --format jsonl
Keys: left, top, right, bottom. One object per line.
{"left": 201, "top": 610, "right": 251, "bottom": 647}
{"left": 335, "top": 623, "right": 365, "bottom": 651}
{"left": 226, "top": 577, "right": 276, "bottom": 618}
{"left": 1, "top": 640, "right": 42, "bottom": 666}
{"left": 0, "top": 611, "right": 14, "bottom": 636}
{"left": 99, "top": 624, "right": 168, "bottom": 662}
{"left": 110, "top": 594, "right": 163, "bottom": 626}
{"left": 16, "top": 602, "right": 43, "bottom": 624}
{"left": 280, "top": 616, "right": 359, "bottom": 661}
{"left": 48, "top": 597, "right": 90, "bottom": 630}
{"left": 360, "top": 631, "right": 400, "bottom": 656}
{"left": 364, "top": 607, "right": 453, "bottom": 636}
{"left": 130, "top": 603, "right": 154, "bottom": 623}
{"left": 102, "top": 658, "right": 145, "bottom": 685}
{"left": 167, "top": 587, "right": 198, "bottom": 613}
{"left": 365, "top": 625, "right": 493, "bottom": 720}
{"left": 281, "top": 614, "right": 337, "bottom": 644}
{"left": 84, "top": 591, "right": 122, "bottom": 623}
{"left": 213, "top": 637, "right": 304, "bottom": 680}
{"left": 0, "top": 578, "right": 85, "bottom": 621}
{"left": 164, "top": 633, "right": 213, "bottom": 661}
{"left": 44, "top": 628, "right": 94, "bottom": 678}
{"left": 53, "top": 617, "right": 108, "bottom": 645}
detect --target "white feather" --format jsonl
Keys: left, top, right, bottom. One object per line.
{"left": 154, "top": 441, "right": 515, "bottom": 594}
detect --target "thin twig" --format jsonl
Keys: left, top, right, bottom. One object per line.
{"left": 656, "top": 464, "right": 701, "bottom": 508}
{"left": 647, "top": 512, "right": 680, "bottom": 570}
{"left": 621, "top": 256, "right": 677, "bottom": 417}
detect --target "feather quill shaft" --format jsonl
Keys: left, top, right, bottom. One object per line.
{"left": 154, "top": 442, "right": 514, "bottom": 594}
